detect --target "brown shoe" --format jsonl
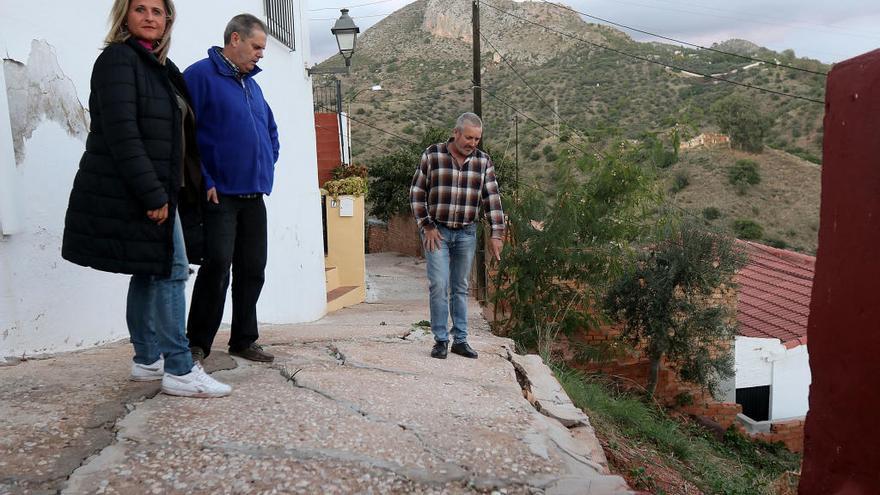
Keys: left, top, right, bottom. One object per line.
{"left": 190, "top": 346, "right": 206, "bottom": 363}
{"left": 230, "top": 343, "right": 274, "bottom": 362}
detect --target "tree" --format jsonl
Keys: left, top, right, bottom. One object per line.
{"left": 710, "top": 94, "right": 773, "bottom": 153}
{"left": 492, "top": 147, "right": 661, "bottom": 352}
{"left": 603, "top": 221, "right": 746, "bottom": 398}
{"left": 366, "top": 129, "right": 447, "bottom": 221}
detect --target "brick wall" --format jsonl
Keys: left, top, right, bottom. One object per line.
{"left": 753, "top": 419, "right": 805, "bottom": 453}
{"left": 367, "top": 214, "right": 422, "bottom": 257}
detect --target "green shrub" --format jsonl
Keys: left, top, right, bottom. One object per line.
{"left": 710, "top": 94, "right": 773, "bottom": 152}
{"left": 331, "top": 163, "right": 367, "bottom": 180}
{"left": 764, "top": 237, "right": 788, "bottom": 249}
{"left": 702, "top": 207, "right": 721, "bottom": 220}
{"left": 728, "top": 159, "right": 761, "bottom": 194}
{"left": 733, "top": 219, "right": 764, "bottom": 240}
{"left": 670, "top": 171, "right": 689, "bottom": 193}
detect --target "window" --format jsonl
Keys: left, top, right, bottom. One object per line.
{"left": 264, "top": 0, "right": 295, "bottom": 50}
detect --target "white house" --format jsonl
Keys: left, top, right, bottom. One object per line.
{"left": 734, "top": 241, "right": 813, "bottom": 426}
{"left": 0, "top": 1, "right": 329, "bottom": 361}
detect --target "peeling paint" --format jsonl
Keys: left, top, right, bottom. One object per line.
{"left": 3, "top": 39, "right": 89, "bottom": 165}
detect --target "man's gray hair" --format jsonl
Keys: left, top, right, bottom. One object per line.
{"left": 224, "top": 14, "right": 268, "bottom": 45}
{"left": 454, "top": 112, "right": 483, "bottom": 131}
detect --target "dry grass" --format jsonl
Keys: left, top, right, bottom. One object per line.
{"left": 666, "top": 147, "right": 821, "bottom": 254}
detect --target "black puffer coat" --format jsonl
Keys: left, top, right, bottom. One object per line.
{"left": 62, "top": 39, "right": 202, "bottom": 276}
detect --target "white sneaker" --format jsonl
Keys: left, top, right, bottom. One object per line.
{"left": 130, "top": 358, "right": 164, "bottom": 382}
{"left": 161, "top": 363, "right": 232, "bottom": 398}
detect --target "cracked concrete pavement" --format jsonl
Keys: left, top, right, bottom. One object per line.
{"left": 1, "top": 253, "right": 633, "bottom": 494}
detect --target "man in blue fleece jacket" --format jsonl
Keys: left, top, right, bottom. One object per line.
{"left": 185, "top": 13, "right": 279, "bottom": 363}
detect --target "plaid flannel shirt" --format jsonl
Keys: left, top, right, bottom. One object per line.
{"left": 410, "top": 139, "right": 505, "bottom": 238}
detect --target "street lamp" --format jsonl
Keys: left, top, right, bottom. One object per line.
{"left": 346, "top": 85, "right": 384, "bottom": 164}
{"left": 307, "top": 9, "right": 361, "bottom": 75}
{"left": 332, "top": 9, "right": 360, "bottom": 68}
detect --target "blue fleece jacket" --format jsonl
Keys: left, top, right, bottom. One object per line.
{"left": 183, "top": 48, "right": 280, "bottom": 195}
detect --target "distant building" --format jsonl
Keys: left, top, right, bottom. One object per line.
{"left": 679, "top": 133, "right": 731, "bottom": 151}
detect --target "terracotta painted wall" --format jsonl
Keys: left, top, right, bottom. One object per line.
{"left": 367, "top": 214, "right": 422, "bottom": 257}
{"left": 799, "top": 49, "right": 880, "bottom": 494}
{"left": 315, "top": 112, "right": 341, "bottom": 187}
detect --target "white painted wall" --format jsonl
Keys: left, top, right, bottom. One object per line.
{"left": 734, "top": 336, "right": 812, "bottom": 420}
{"left": 0, "top": 1, "right": 326, "bottom": 359}
{"left": 769, "top": 344, "right": 810, "bottom": 419}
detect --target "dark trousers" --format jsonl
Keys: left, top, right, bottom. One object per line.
{"left": 187, "top": 195, "right": 267, "bottom": 355}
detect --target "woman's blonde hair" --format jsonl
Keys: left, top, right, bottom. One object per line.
{"left": 105, "top": 0, "right": 176, "bottom": 64}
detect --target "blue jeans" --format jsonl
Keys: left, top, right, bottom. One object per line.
{"left": 126, "top": 212, "right": 193, "bottom": 376}
{"left": 423, "top": 224, "right": 477, "bottom": 344}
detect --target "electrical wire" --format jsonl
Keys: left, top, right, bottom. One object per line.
{"left": 479, "top": 32, "right": 595, "bottom": 148}
{"left": 351, "top": 88, "right": 472, "bottom": 104}
{"left": 538, "top": 0, "right": 828, "bottom": 76}
{"left": 480, "top": 0, "right": 824, "bottom": 105}
{"left": 308, "top": 0, "right": 399, "bottom": 12}
{"left": 477, "top": 85, "right": 597, "bottom": 157}
{"left": 317, "top": 103, "right": 420, "bottom": 146}
{"left": 309, "top": 12, "right": 397, "bottom": 21}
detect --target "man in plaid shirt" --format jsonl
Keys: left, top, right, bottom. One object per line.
{"left": 410, "top": 113, "right": 505, "bottom": 360}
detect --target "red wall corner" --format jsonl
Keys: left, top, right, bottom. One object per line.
{"left": 315, "top": 112, "right": 342, "bottom": 187}
{"left": 799, "top": 48, "right": 880, "bottom": 494}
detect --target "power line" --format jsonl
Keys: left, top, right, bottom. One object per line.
{"left": 318, "top": 103, "right": 419, "bottom": 146}
{"left": 309, "top": 12, "right": 395, "bottom": 21}
{"left": 314, "top": 122, "right": 401, "bottom": 157}
{"left": 592, "top": 0, "right": 880, "bottom": 43}
{"left": 478, "top": 85, "right": 596, "bottom": 157}
{"left": 539, "top": 0, "right": 828, "bottom": 76}
{"left": 352, "top": 88, "right": 472, "bottom": 104}
{"left": 308, "top": 0, "right": 399, "bottom": 12}
{"left": 479, "top": 32, "right": 595, "bottom": 148}
{"left": 480, "top": 1, "right": 824, "bottom": 105}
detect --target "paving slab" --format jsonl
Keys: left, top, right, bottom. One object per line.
{"left": 1, "top": 252, "right": 632, "bottom": 494}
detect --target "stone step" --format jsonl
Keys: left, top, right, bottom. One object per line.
{"left": 326, "top": 285, "right": 364, "bottom": 313}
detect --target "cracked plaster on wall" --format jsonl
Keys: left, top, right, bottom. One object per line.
{"left": 3, "top": 39, "right": 89, "bottom": 165}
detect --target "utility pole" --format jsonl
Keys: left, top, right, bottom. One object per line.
{"left": 472, "top": 0, "right": 482, "bottom": 120}
{"left": 472, "top": 0, "right": 487, "bottom": 302}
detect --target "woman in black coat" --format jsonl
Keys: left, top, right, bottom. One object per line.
{"left": 62, "top": 0, "right": 229, "bottom": 398}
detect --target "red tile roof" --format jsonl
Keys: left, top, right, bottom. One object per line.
{"left": 735, "top": 241, "right": 814, "bottom": 347}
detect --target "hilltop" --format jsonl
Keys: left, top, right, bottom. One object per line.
{"left": 317, "top": 0, "right": 828, "bottom": 252}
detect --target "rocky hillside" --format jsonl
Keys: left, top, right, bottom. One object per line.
{"left": 316, "top": 0, "right": 829, "bottom": 252}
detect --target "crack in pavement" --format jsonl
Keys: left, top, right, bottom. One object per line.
{"left": 272, "top": 365, "right": 512, "bottom": 489}
{"left": 202, "top": 441, "right": 530, "bottom": 491}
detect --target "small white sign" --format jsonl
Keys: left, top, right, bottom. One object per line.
{"left": 339, "top": 197, "right": 354, "bottom": 217}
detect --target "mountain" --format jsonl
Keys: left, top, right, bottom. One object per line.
{"left": 315, "top": 0, "right": 829, "bottom": 253}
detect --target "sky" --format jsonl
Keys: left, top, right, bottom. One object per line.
{"left": 307, "top": 0, "right": 880, "bottom": 64}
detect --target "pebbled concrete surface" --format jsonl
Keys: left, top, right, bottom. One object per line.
{"left": 1, "top": 253, "right": 632, "bottom": 494}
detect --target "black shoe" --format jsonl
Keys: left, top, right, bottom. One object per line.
{"left": 450, "top": 342, "right": 478, "bottom": 359}
{"left": 431, "top": 341, "right": 448, "bottom": 359}
{"left": 190, "top": 346, "right": 206, "bottom": 363}
{"left": 230, "top": 343, "right": 275, "bottom": 362}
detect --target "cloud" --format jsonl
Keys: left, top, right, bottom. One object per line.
{"left": 307, "top": 0, "right": 880, "bottom": 63}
